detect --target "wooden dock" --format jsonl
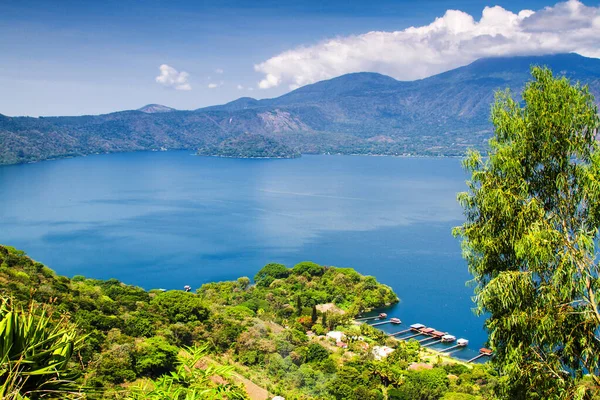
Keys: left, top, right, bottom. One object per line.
{"left": 447, "top": 347, "right": 467, "bottom": 355}
{"left": 370, "top": 321, "right": 391, "bottom": 327}
{"left": 467, "top": 348, "right": 493, "bottom": 363}
{"left": 440, "top": 343, "right": 463, "bottom": 353}
{"left": 421, "top": 339, "right": 442, "bottom": 347}
{"left": 388, "top": 328, "right": 411, "bottom": 336}
{"left": 399, "top": 332, "right": 423, "bottom": 339}
{"left": 380, "top": 322, "right": 478, "bottom": 363}
{"left": 355, "top": 316, "right": 379, "bottom": 322}
{"left": 467, "top": 353, "right": 486, "bottom": 362}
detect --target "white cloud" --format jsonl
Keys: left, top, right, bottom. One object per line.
{"left": 254, "top": 0, "right": 600, "bottom": 89}
{"left": 155, "top": 64, "right": 191, "bottom": 91}
{"left": 237, "top": 84, "right": 244, "bottom": 90}
{"left": 215, "top": 68, "right": 224, "bottom": 74}
{"left": 207, "top": 81, "right": 225, "bottom": 89}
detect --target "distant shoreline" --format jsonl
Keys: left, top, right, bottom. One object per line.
{"left": 0, "top": 148, "right": 466, "bottom": 167}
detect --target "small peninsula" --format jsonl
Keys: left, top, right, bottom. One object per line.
{"left": 0, "top": 244, "right": 497, "bottom": 399}
{"left": 197, "top": 133, "right": 301, "bottom": 159}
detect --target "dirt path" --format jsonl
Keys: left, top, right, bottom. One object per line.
{"left": 203, "top": 356, "right": 270, "bottom": 400}
{"left": 230, "top": 372, "right": 270, "bottom": 400}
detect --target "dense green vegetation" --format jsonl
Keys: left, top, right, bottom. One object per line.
{"left": 197, "top": 133, "right": 301, "bottom": 158}
{"left": 2, "top": 54, "right": 600, "bottom": 165}
{"left": 0, "top": 245, "right": 498, "bottom": 399}
{"left": 455, "top": 67, "right": 600, "bottom": 398}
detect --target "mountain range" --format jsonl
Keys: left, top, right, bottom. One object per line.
{"left": 1, "top": 53, "right": 600, "bottom": 164}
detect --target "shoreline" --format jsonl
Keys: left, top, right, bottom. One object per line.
{"left": 0, "top": 148, "right": 466, "bottom": 167}
{"left": 356, "top": 306, "right": 487, "bottom": 364}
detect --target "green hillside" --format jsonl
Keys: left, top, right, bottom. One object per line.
{"left": 0, "top": 245, "right": 498, "bottom": 399}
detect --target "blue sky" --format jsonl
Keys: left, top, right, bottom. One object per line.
{"left": 1, "top": 0, "right": 599, "bottom": 116}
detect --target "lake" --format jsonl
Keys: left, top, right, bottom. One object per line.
{"left": 0, "top": 151, "right": 485, "bottom": 360}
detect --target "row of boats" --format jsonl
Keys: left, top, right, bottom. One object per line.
{"left": 377, "top": 313, "right": 401, "bottom": 324}
{"left": 366, "top": 314, "right": 469, "bottom": 346}
{"left": 407, "top": 323, "right": 467, "bottom": 345}
{"left": 360, "top": 313, "right": 493, "bottom": 362}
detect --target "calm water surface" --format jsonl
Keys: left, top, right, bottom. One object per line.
{"left": 0, "top": 151, "right": 485, "bottom": 359}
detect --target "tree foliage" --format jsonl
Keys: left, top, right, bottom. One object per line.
{"left": 292, "top": 261, "right": 325, "bottom": 277}
{"left": 387, "top": 368, "right": 449, "bottom": 400}
{"left": 253, "top": 263, "right": 290, "bottom": 287}
{"left": 455, "top": 67, "right": 600, "bottom": 398}
{"left": 151, "top": 291, "right": 209, "bottom": 324}
{"left": 127, "top": 345, "right": 248, "bottom": 400}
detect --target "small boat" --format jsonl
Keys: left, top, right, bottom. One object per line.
{"left": 457, "top": 338, "right": 469, "bottom": 347}
{"left": 378, "top": 313, "right": 388, "bottom": 319}
{"left": 390, "top": 317, "right": 401, "bottom": 324}
{"left": 410, "top": 323, "right": 425, "bottom": 331}
{"left": 441, "top": 334, "right": 456, "bottom": 343}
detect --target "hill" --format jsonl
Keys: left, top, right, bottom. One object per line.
{"left": 0, "top": 244, "right": 503, "bottom": 399}
{"left": 137, "top": 104, "right": 176, "bottom": 113}
{"left": 1, "top": 53, "right": 599, "bottom": 164}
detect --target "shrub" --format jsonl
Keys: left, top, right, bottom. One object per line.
{"left": 151, "top": 290, "right": 209, "bottom": 323}
{"left": 134, "top": 336, "right": 179, "bottom": 377}
{"left": 254, "top": 263, "right": 290, "bottom": 286}
{"left": 292, "top": 261, "right": 325, "bottom": 277}
{"left": 304, "top": 343, "right": 330, "bottom": 363}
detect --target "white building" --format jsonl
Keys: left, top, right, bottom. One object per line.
{"left": 326, "top": 331, "right": 345, "bottom": 342}
{"left": 372, "top": 346, "right": 395, "bottom": 360}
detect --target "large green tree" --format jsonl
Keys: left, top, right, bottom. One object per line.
{"left": 455, "top": 67, "right": 600, "bottom": 399}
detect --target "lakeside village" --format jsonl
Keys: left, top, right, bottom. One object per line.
{"left": 277, "top": 300, "right": 493, "bottom": 365}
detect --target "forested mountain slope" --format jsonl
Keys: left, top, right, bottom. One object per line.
{"left": 1, "top": 53, "right": 599, "bottom": 164}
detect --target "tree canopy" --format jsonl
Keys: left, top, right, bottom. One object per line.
{"left": 253, "top": 263, "right": 290, "bottom": 287}
{"left": 455, "top": 67, "right": 600, "bottom": 399}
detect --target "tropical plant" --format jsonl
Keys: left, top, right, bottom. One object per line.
{"left": 367, "top": 361, "right": 404, "bottom": 387}
{"left": 0, "top": 297, "right": 85, "bottom": 399}
{"left": 455, "top": 67, "right": 600, "bottom": 398}
{"left": 127, "top": 344, "right": 248, "bottom": 399}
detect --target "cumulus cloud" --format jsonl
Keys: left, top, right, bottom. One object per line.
{"left": 215, "top": 68, "right": 224, "bottom": 74}
{"left": 255, "top": 0, "right": 600, "bottom": 89}
{"left": 237, "top": 84, "right": 244, "bottom": 90}
{"left": 155, "top": 64, "right": 191, "bottom": 90}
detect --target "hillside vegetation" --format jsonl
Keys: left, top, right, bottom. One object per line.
{"left": 0, "top": 245, "right": 498, "bottom": 399}
{"left": 2, "top": 54, "right": 600, "bottom": 164}
{"left": 197, "top": 133, "right": 300, "bottom": 158}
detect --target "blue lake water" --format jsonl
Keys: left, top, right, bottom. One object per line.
{"left": 0, "top": 151, "right": 486, "bottom": 360}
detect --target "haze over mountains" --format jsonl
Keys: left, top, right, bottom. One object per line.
{"left": 1, "top": 53, "right": 599, "bottom": 164}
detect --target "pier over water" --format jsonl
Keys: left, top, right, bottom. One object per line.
{"left": 355, "top": 315, "right": 488, "bottom": 363}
